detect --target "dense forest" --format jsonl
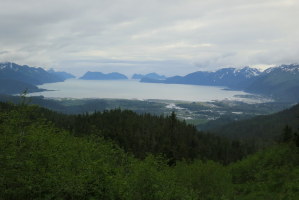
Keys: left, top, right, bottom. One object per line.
{"left": 203, "top": 103, "right": 299, "bottom": 141}
{"left": 1, "top": 100, "right": 299, "bottom": 199}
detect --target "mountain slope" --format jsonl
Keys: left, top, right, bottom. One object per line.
{"left": 245, "top": 64, "right": 299, "bottom": 101}
{"left": 141, "top": 64, "right": 299, "bottom": 102}
{"left": 3, "top": 102, "right": 298, "bottom": 199}
{"left": 0, "top": 62, "right": 65, "bottom": 85}
{"left": 0, "top": 79, "right": 44, "bottom": 94}
{"left": 142, "top": 66, "right": 261, "bottom": 89}
{"left": 0, "top": 100, "right": 255, "bottom": 164}
{"left": 207, "top": 103, "right": 299, "bottom": 141}
{"left": 47, "top": 69, "right": 75, "bottom": 79}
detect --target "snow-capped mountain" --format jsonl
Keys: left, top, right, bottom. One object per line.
{"left": 246, "top": 64, "right": 299, "bottom": 101}
{"left": 141, "top": 64, "right": 299, "bottom": 101}
{"left": 211, "top": 67, "right": 261, "bottom": 87}
{"left": 143, "top": 66, "right": 262, "bottom": 89}
{"left": 264, "top": 64, "right": 299, "bottom": 74}
{"left": 213, "top": 67, "right": 261, "bottom": 79}
{"left": 234, "top": 66, "right": 262, "bottom": 78}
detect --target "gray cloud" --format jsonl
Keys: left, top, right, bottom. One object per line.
{"left": 0, "top": 51, "right": 9, "bottom": 55}
{"left": 0, "top": 0, "right": 298, "bottom": 75}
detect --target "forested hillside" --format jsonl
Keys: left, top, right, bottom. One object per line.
{"left": 246, "top": 64, "right": 299, "bottom": 101}
{"left": 206, "top": 103, "right": 299, "bottom": 141}
{"left": 0, "top": 101, "right": 254, "bottom": 164}
{"left": 1, "top": 101, "right": 299, "bottom": 199}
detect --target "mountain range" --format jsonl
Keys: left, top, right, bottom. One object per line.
{"left": 141, "top": 66, "right": 261, "bottom": 89}
{"left": 0, "top": 62, "right": 74, "bottom": 94}
{"left": 2, "top": 62, "right": 299, "bottom": 102}
{"left": 141, "top": 64, "right": 299, "bottom": 102}
{"left": 80, "top": 71, "right": 128, "bottom": 80}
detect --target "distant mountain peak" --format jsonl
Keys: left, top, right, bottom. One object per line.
{"left": 237, "top": 67, "right": 261, "bottom": 78}
{"left": 213, "top": 66, "right": 261, "bottom": 79}
{"left": 0, "top": 62, "right": 17, "bottom": 70}
{"left": 47, "top": 68, "right": 76, "bottom": 79}
{"left": 80, "top": 71, "right": 128, "bottom": 80}
{"left": 264, "top": 64, "right": 299, "bottom": 74}
{"left": 132, "top": 73, "right": 166, "bottom": 80}
{"left": 0, "top": 62, "right": 43, "bottom": 73}
{"left": 280, "top": 64, "right": 299, "bottom": 73}
{"left": 0, "top": 62, "right": 70, "bottom": 93}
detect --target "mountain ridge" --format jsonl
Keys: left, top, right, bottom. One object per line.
{"left": 0, "top": 62, "right": 73, "bottom": 85}
{"left": 141, "top": 66, "right": 262, "bottom": 89}
{"left": 0, "top": 62, "right": 74, "bottom": 94}
{"left": 141, "top": 64, "right": 299, "bottom": 102}
{"left": 132, "top": 72, "right": 166, "bottom": 80}
{"left": 80, "top": 71, "right": 128, "bottom": 80}
{"left": 47, "top": 69, "right": 76, "bottom": 79}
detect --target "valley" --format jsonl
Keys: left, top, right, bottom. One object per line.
{"left": 0, "top": 94, "right": 292, "bottom": 131}
{"left": 2, "top": 1, "right": 299, "bottom": 198}
{"left": 0, "top": 63, "right": 298, "bottom": 199}
{"left": 1, "top": 62, "right": 297, "bottom": 134}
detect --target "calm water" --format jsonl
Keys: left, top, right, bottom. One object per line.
{"left": 31, "top": 79, "right": 261, "bottom": 102}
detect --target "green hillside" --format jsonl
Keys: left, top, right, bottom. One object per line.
{"left": 206, "top": 103, "right": 299, "bottom": 142}
{"left": 1, "top": 102, "right": 299, "bottom": 199}
{"left": 246, "top": 65, "right": 299, "bottom": 102}
{"left": 0, "top": 102, "right": 253, "bottom": 164}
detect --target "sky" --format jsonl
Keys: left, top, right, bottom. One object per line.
{"left": 0, "top": 0, "right": 299, "bottom": 77}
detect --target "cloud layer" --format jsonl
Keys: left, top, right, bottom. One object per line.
{"left": 1, "top": 0, "right": 298, "bottom": 75}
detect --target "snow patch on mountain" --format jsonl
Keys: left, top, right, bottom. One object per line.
{"left": 264, "top": 64, "right": 299, "bottom": 74}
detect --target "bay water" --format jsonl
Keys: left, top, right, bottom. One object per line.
{"left": 31, "top": 79, "right": 265, "bottom": 102}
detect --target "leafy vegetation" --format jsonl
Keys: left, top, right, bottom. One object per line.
{"left": 0, "top": 101, "right": 299, "bottom": 199}
{"left": 0, "top": 101, "right": 254, "bottom": 164}
{"left": 230, "top": 144, "right": 299, "bottom": 199}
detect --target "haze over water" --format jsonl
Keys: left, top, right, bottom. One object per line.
{"left": 31, "top": 79, "right": 268, "bottom": 103}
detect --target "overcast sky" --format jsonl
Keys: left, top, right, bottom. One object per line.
{"left": 0, "top": 0, "right": 299, "bottom": 76}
